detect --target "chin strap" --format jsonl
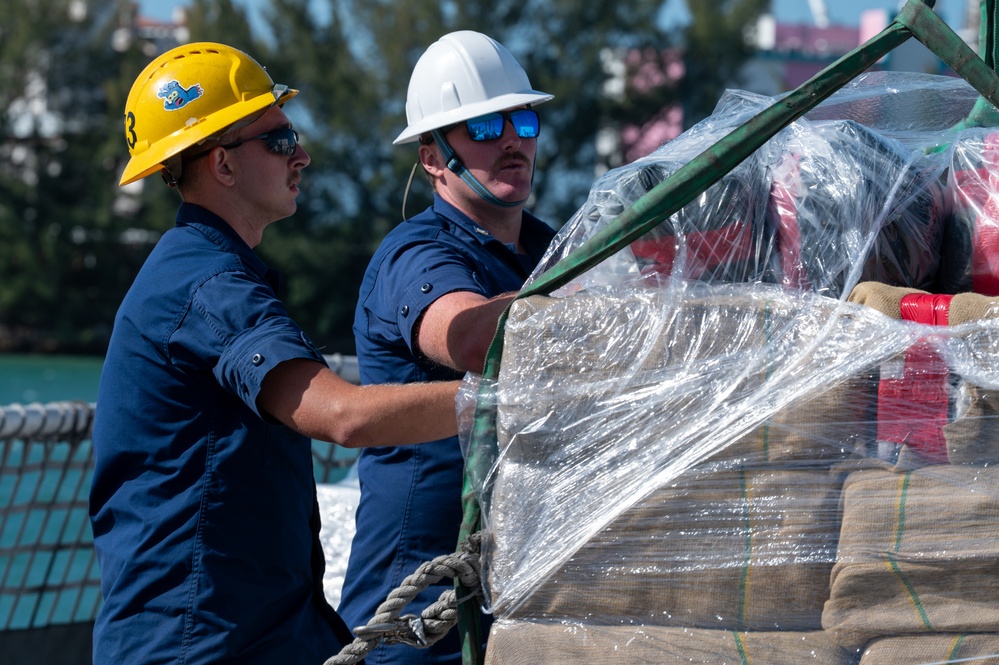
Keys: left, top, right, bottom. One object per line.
{"left": 430, "top": 129, "right": 529, "bottom": 208}
{"left": 160, "top": 154, "right": 183, "bottom": 188}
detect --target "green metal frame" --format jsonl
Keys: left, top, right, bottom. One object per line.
{"left": 456, "top": 2, "right": 999, "bottom": 663}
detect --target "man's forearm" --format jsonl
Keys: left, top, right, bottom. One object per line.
{"left": 259, "top": 358, "right": 460, "bottom": 448}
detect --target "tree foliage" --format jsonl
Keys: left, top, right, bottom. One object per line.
{"left": 0, "top": 0, "right": 176, "bottom": 351}
{"left": 680, "top": 0, "right": 772, "bottom": 124}
{"left": 0, "top": 0, "right": 769, "bottom": 355}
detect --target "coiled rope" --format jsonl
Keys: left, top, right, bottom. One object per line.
{"left": 0, "top": 401, "right": 95, "bottom": 443}
{"left": 324, "top": 532, "right": 483, "bottom": 665}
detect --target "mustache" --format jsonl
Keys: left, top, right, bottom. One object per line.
{"left": 496, "top": 152, "right": 531, "bottom": 169}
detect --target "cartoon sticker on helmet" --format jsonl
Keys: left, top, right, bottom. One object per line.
{"left": 158, "top": 80, "right": 204, "bottom": 110}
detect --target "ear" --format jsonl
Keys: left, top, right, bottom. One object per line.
{"left": 206, "top": 147, "right": 236, "bottom": 186}
{"left": 419, "top": 143, "right": 447, "bottom": 178}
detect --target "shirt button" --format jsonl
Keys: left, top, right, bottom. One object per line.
{"left": 421, "top": 283, "right": 432, "bottom": 294}
{"left": 400, "top": 305, "right": 409, "bottom": 317}
{"left": 252, "top": 353, "right": 264, "bottom": 366}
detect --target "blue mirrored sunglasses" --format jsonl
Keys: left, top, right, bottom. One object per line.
{"left": 465, "top": 109, "right": 540, "bottom": 142}
{"left": 220, "top": 127, "right": 300, "bottom": 156}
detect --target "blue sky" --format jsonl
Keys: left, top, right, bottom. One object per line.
{"left": 137, "top": 0, "right": 970, "bottom": 31}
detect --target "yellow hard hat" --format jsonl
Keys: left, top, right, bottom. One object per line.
{"left": 119, "top": 42, "right": 298, "bottom": 186}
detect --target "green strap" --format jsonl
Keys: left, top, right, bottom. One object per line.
{"left": 457, "top": 3, "right": 999, "bottom": 663}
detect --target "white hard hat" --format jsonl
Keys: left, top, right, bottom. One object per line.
{"left": 393, "top": 30, "right": 553, "bottom": 145}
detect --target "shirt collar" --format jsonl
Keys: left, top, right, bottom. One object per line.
{"left": 175, "top": 202, "right": 275, "bottom": 285}
{"left": 430, "top": 193, "right": 553, "bottom": 258}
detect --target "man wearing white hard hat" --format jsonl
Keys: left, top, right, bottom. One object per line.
{"left": 340, "top": 30, "right": 556, "bottom": 663}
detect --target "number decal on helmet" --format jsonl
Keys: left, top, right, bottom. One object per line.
{"left": 125, "top": 112, "right": 137, "bottom": 150}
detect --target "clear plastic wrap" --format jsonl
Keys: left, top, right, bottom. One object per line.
{"left": 939, "top": 128, "right": 999, "bottom": 294}
{"left": 461, "top": 72, "right": 999, "bottom": 664}
{"left": 532, "top": 74, "right": 950, "bottom": 299}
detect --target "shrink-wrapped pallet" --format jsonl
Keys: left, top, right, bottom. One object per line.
{"left": 460, "top": 72, "right": 999, "bottom": 665}
{"left": 476, "top": 283, "right": 907, "bottom": 662}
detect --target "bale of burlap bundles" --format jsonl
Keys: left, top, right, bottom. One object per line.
{"left": 859, "top": 633, "right": 999, "bottom": 664}
{"left": 848, "top": 283, "right": 999, "bottom": 466}
{"left": 823, "top": 466, "right": 999, "bottom": 649}
{"left": 498, "top": 467, "right": 843, "bottom": 629}
{"left": 483, "top": 620, "right": 856, "bottom": 665}
{"left": 499, "top": 291, "right": 875, "bottom": 470}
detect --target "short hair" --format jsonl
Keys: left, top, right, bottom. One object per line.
{"left": 167, "top": 124, "right": 242, "bottom": 190}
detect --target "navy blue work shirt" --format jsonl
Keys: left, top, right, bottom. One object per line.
{"left": 339, "top": 194, "right": 555, "bottom": 664}
{"left": 90, "top": 203, "right": 355, "bottom": 665}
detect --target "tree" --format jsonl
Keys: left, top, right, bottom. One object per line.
{"left": 679, "top": 0, "right": 772, "bottom": 126}
{"left": 0, "top": 0, "right": 175, "bottom": 353}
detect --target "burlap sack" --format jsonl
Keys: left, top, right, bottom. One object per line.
{"left": 483, "top": 620, "right": 856, "bottom": 665}
{"left": 846, "top": 283, "right": 999, "bottom": 325}
{"left": 499, "top": 292, "right": 872, "bottom": 469}
{"left": 859, "top": 633, "right": 999, "bottom": 664}
{"left": 949, "top": 291, "right": 999, "bottom": 324}
{"left": 823, "top": 466, "right": 999, "bottom": 649}
{"left": 498, "top": 468, "right": 844, "bottom": 630}
{"left": 943, "top": 382, "right": 999, "bottom": 465}
{"left": 847, "top": 282, "right": 928, "bottom": 320}
{"left": 725, "top": 370, "right": 876, "bottom": 466}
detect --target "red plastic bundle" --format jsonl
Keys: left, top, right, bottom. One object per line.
{"left": 876, "top": 293, "right": 954, "bottom": 465}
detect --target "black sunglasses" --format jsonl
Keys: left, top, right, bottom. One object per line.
{"left": 188, "top": 127, "right": 301, "bottom": 163}
{"left": 219, "top": 127, "right": 300, "bottom": 156}
{"left": 464, "top": 109, "right": 540, "bottom": 142}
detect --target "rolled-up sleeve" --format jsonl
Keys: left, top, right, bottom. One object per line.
{"left": 176, "top": 268, "right": 325, "bottom": 417}
{"left": 367, "top": 240, "right": 488, "bottom": 354}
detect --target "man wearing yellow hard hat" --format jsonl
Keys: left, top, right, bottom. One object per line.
{"left": 91, "top": 42, "right": 458, "bottom": 664}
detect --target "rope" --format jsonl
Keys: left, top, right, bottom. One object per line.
{"left": 324, "top": 532, "right": 484, "bottom": 665}
{"left": 0, "top": 401, "right": 95, "bottom": 443}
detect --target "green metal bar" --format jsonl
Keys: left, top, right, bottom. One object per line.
{"left": 901, "top": 0, "right": 999, "bottom": 104}
{"left": 455, "top": 507, "right": 482, "bottom": 665}
{"left": 457, "top": 2, "right": 999, "bottom": 663}
{"left": 956, "top": 0, "right": 999, "bottom": 127}
{"left": 984, "top": 0, "right": 998, "bottom": 71}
